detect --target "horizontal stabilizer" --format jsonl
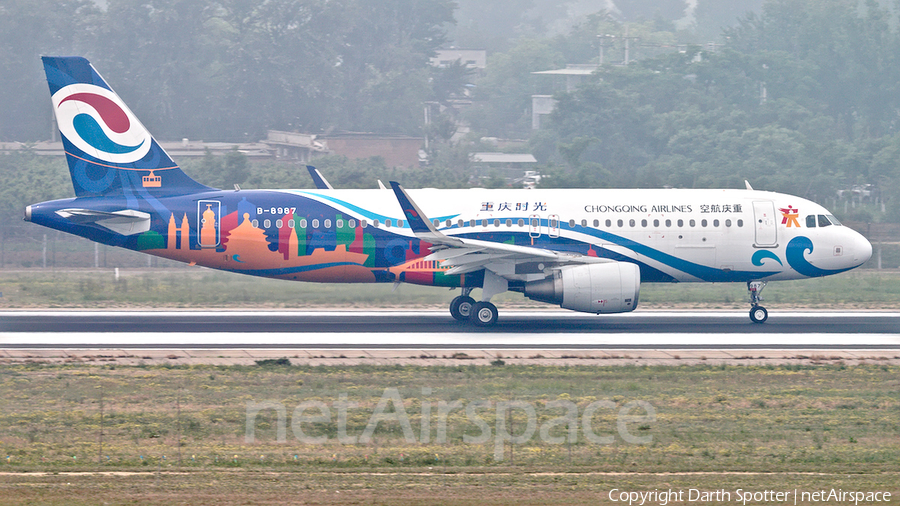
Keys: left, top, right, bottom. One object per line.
{"left": 56, "top": 208, "right": 150, "bottom": 236}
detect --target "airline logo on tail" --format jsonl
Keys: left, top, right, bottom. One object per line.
{"left": 52, "top": 83, "right": 152, "bottom": 164}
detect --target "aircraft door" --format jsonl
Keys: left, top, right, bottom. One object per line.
{"left": 752, "top": 201, "right": 777, "bottom": 247}
{"left": 548, "top": 214, "right": 560, "bottom": 238}
{"left": 197, "top": 200, "right": 221, "bottom": 248}
{"left": 529, "top": 214, "right": 541, "bottom": 238}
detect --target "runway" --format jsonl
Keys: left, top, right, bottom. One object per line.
{"left": 1, "top": 310, "right": 898, "bottom": 349}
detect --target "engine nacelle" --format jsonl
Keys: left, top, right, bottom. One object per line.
{"left": 523, "top": 262, "right": 640, "bottom": 314}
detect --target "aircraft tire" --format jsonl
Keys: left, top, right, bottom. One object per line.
{"left": 749, "top": 306, "right": 768, "bottom": 324}
{"left": 471, "top": 301, "right": 498, "bottom": 327}
{"left": 450, "top": 296, "right": 476, "bottom": 321}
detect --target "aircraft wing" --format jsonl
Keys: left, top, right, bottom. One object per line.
{"left": 390, "top": 182, "right": 611, "bottom": 276}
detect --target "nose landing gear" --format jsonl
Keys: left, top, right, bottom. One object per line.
{"left": 748, "top": 281, "right": 768, "bottom": 323}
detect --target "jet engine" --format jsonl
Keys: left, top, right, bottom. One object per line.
{"left": 522, "top": 262, "right": 640, "bottom": 314}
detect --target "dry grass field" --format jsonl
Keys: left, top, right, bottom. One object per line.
{"left": 0, "top": 362, "right": 898, "bottom": 504}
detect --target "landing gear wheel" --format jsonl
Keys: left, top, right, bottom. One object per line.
{"left": 749, "top": 306, "right": 768, "bottom": 324}
{"left": 449, "top": 296, "right": 476, "bottom": 321}
{"left": 747, "top": 281, "right": 769, "bottom": 324}
{"left": 470, "top": 301, "right": 498, "bottom": 327}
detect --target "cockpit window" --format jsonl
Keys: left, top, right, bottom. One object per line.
{"left": 806, "top": 215, "right": 817, "bottom": 228}
{"left": 826, "top": 214, "right": 842, "bottom": 226}
{"left": 817, "top": 215, "right": 831, "bottom": 227}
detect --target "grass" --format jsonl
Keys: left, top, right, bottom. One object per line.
{"left": 0, "top": 363, "right": 898, "bottom": 504}
{"left": 2, "top": 268, "right": 900, "bottom": 309}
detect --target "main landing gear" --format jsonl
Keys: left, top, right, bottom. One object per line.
{"left": 449, "top": 288, "right": 499, "bottom": 327}
{"left": 748, "top": 281, "right": 768, "bottom": 323}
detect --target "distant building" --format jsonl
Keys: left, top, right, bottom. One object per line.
{"left": 2, "top": 131, "right": 421, "bottom": 169}
{"left": 531, "top": 64, "right": 599, "bottom": 93}
{"left": 264, "top": 130, "right": 327, "bottom": 163}
{"left": 319, "top": 132, "right": 422, "bottom": 169}
{"left": 471, "top": 152, "right": 538, "bottom": 187}
{"left": 0, "top": 139, "right": 273, "bottom": 159}
{"left": 430, "top": 49, "right": 487, "bottom": 70}
{"left": 530, "top": 64, "right": 599, "bottom": 130}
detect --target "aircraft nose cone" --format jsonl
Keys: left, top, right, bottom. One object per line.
{"left": 851, "top": 231, "right": 873, "bottom": 265}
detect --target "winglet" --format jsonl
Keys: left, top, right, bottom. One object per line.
{"left": 307, "top": 165, "right": 334, "bottom": 190}
{"left": 745, "top": 180, "right": 754, "bottom": 190}
{"left": 389, "top": 181, "right": 463, "bottom": 246}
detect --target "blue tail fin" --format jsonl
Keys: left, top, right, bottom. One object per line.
{"left": 42, "top": 56, "right": 214, "bottom": 198}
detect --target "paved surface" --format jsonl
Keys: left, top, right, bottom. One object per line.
{"left": 0, "top": 310, "right": 897, "bottom": 366}
{"left": 1, "top": 310, "right": 898, "bottom": 335}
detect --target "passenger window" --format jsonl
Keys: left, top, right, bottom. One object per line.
{"left": 568, "top": 219, "right": 575, "bottom": 227}
{"left": 276, "top": 219, "right": 283, "bottom": 228}
{"left": 360, "top": 219, "right": 367, "bottom": 228}
{"left": 288, "top": 219, "right": 295, "bottom": 228}
{"left": 506, "top": 219, "right": 512, "bottom": 227}
{"left": 689, "top": 219, "right": 696, "bottom": 227}
{"left": 653, "top": 219, "right": 660, "bottom": 227}
{"left": 300, "top": 219, "right": 307, "bottom": 228}
{"left": 641, "top": 219, "right": 648, "bottom": 227}
{"left": 311, "top": 219, "right": 318, "bottom": 228}
{"left": 470, "top": 219, "right": 476, "bottom": 227}
{"left": 665, "top": 219, "right": 671, "bottom": 227}
{"left": 677, "top": 219, "right": 683, "bottom": 227}
{"left": 384, "top": 219, "right": 391, "bottom": 228}
{"left": 324, "top": 219, "right": 332, "bottom": 228}
{"left": 818, "top": 215, "right": 831, "bottom": 227}
{"left": 494, "top": 219, "right": 500, "bottom": 227}
{"left": 701, "top": 219, "right": 707, "bottom": 227}
{"left": 398, "top": 220, "right": 404, "bottom": 228}
{"left": 725, "top": 219, "right": 731, "bottom": 227}
{"left": 348, "top": 219, "right": 356, "bottom": 228}
{"left": 481, "top": 219, "right": 488, "bottom": 227}
{"left": 336, "top": 219, "right": 343, "bottom": 228}
{"left": 617, "top": 219, "right": 623, "bottom": 227}
{"left": 606, "top": 219, "right": 612, "bottom": 227}
{"left": 517, "top": 219, "right": 524, "bottom": 227}
{"left": 737, "top": 219, "right": 743, "bottom": 227}
{"left": 264, "top": 219, "right": 272, "bottom": 228}
{"left": 581, "top": 219, "right": 587, "bottom": 226}
{"left": 806, "top": 215, "right": 817, "bottom": 228}
{"left": 713, "top": 219, "right": 719, "bottom": 227}
{"left": 251, "top": 219, "right": 259, "bottom": 228}
{"left": 446, "top": 219, "right": 452, "bottom": 227}
{"left": 593, "top": 219, "right": 599, "bottom": 227}
{"left": 458, "top": 219, "right": 464, "bottom": 227}
{"left": 629, "top": 219, "right": 636, "bottom": 227}
{"left": 373, "top": 219, "right": 380, "bottom": 227}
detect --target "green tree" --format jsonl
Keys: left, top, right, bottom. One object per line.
{"left": 0, "top": 0, "right": 98, "bottom": 141}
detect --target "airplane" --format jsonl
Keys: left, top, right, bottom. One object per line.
{"left": 25, "top": 56, "right": 873, "bottom": 326}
